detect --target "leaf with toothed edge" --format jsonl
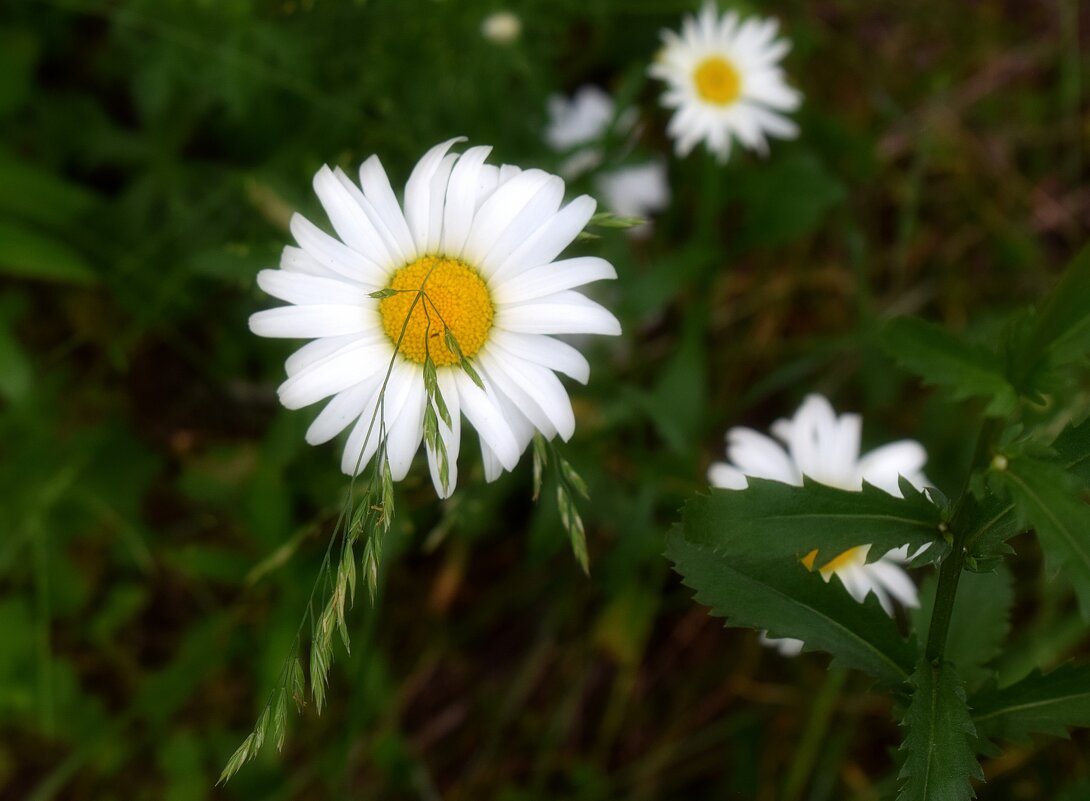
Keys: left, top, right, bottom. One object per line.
{"left": 681, "top": 477, "right": 946, "bottom": 571}
{"left": 666, "top": 527, "right": 917, "bottom": 684}
{"left": 997, "top": 456, "right": 1090, "bottom": 620}
{"left": 897, "top": 659, "right": 983, "bottom": 801}
{"left": 881, "top": 316, "right": 1018, "bottom": 417}
{"left": 971, "top": 662, "right": 1090, "bottom": 747}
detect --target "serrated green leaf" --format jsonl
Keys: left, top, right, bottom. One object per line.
{"left": 682, "top": 479, "right": 944, "bottom": 569}
{"left": 998, "top": 457, "right": 1090, "bottom": 619}
{"left": 912, "top": 566, "right": 1012, "bottom": 688}
{"left": 971, "top": 662, "right": 1090, "bottom": 744}
{"left": 882, "top": 317, "right": 1017, "bottom": 416}
{"left": 962, "top": 491, "right": 1020, "bottom": 563}
{"left": 897, "top": 660, "right": 983, "bottom": 801}
{"left": 667, "top": 528, "right": 916, "bottom": 683}
{"left": 1028, "top": 244, "right": 1090, "bottom": 366}
{"left": 1052, "top": 417, "right": 1090, "bottom": 485}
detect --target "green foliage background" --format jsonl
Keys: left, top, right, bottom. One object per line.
{"left": 1, "top": 0, "right": 1087, "bottom": 799}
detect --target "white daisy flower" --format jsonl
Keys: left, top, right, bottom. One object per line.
{"left": 707, "top": 394, "right": 925, "bottom": 654}
{"left": 544, "top": 86, "right": 670, "bottom": 233}
{"left": 250, "top": 138, "right": 621, "bottom": 499}
{"left": 595, "top": 161, "right": 671, "bottom": 237}
{"left": 481, "top": 11, "right": 521, "bottom": 45}
{"left": 649, "top": 2, "right": 802, "bottom": 163}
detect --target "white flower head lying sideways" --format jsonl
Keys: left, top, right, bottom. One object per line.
{"left": 545, "top": 86, "right": 670, "bottom": 234}
{"left": 250, "top": 139, "right": 621, "bottom": 498}
{"left": 708, "top": 394, "right": 926, "bottom": 656}
{"left": 650, "top": 2, "right": 801, "bottom": 163}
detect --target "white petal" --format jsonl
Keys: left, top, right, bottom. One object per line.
{"left": 290, "top": 214, "right": 385, "bottom": 285}
{"left": 277, "top": 339, "right": 391, "bottom": 409}
{"left": 489, "top": 195, "right": 597, "bottom": 284}
{"left": 403, "top": 138, "right": 465, "bottom": 255}
{"left": 306, "top": 373, "right": 384, "bottom": 445}
{"left": 285, "top": 331, "right": 388, "bottom": 374}
{"left": 256, "top": 269, "right": 372, "bottom": 306}
{"left": 489, "top": 331, "right": 590, "bottom": 384}
{"left": 476, "top": 351, "right": 556, "bottom": 439}
{"left": 312, "top": 165, "right": 397, "bottom": 272}
{"left": 440, "top": 145, "right": 493, "bottom": 256}
{"left": 384, "top": 369, "right": 427, "bottom": 481}
{"left": 280, "top": 245, "right": 338, "bottom": 279}
{"left": 249, "top": 305, "right": 372, "bottom": 339}
{"left": 480, "top": 439, "right": 505, "bottom": 482}
{"left": 708, "top": 461, "right": 748, "bottom": 489}
{"left": 492, "top": 257, "right": 616, "bottom": 305}
{"left": 856, "top": 441, "right": 929, "bottom": 497}
{"left": 358, "top": 154, "right": 416, "bottom": 262}
{"left": 462, "top": 169, "right": 561, "bottom": 273}
{"left": 868, "top": 559, "right": 919, "bottom": 609}
{"left": 495, "top": 291, "right": 621, "bottom": 336}
{"left": 339, "top": 361, "right": 414, "bottom": 475}
{"left": 726, "top": 428, "right": 801, "bottom": 485}
{"left": 454, "top": 369, "right": 520, "bottom": 470}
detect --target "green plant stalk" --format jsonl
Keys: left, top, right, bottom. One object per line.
{"left": 923, "top": 529, "right": 967, "bottom": 664}
{"left": 923, "top": 417, "right": 1001, "bottom": 663}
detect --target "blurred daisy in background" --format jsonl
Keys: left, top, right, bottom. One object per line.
{"left": 650, "top": 2, "right": 801, "bottom": 163}
{"left": 250, "top": 138, "right": 620, "bottom": 498}
{"left": 544, "top": 86, "right": 670, "bottom": 235}
{"left": 708, "top": 394, "right": 926, "bottom": 654}
{"left": 481, "top": 11, "right": 521, "bottom": 44}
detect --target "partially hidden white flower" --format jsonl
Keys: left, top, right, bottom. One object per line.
{"left": 649, "top": 2, "right": 801, "bottom": 163}
{"left": 545, "top": 86, "right": 670, "bottom": 232}
{"left": 250, "top": 138, "right": 621, "bottom": 499}
{"left": 481, "top": 11, "right": 521, "bottom": 45}
{"left": 707, "top": 394, "right": 926, "bottom": 654}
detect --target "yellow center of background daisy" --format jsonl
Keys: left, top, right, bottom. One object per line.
{"left": 693, "top": 56, "right": 741, "bottom": 105}
{"left": 802, "top": 546, "right": 867, "bottom": 576}
{"left": 379, "top": 256, "right": 494, "bottom": 366}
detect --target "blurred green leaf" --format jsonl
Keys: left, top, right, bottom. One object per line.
{"left": 998, "top": 457, "right": 1090, "bottom": 619}
{"left": 0, "top": 150, "right": 96, "bottom": 230}
{"left": 882, "top": 317, "right": 1017, "bottom": 416}
{"left": 728, "top": 152, "right": 846, "bottom": 249}
{"left": 972, "top": 663, "right": 1090, "bottom": 745}
{"left": 1052, "top": 417, "right": 1090, "bottom": 485}
{"left": 667, "top": 527, "right": 916, "bottom": 683}
{"left": 897, "top": 660, "right": 982, "bottom": 801}
{"left": 1027, "top": 245, "right": 1090, "bottom": 367}
{"left": 0, "top": 28, "right": 37, "bottom": 116}
{"left": 0, "top": 306, "right": 31, "bottom": 403}
{"left": 0, "top": 220, "right": 97, "bottom": 284}
{"left": 912, "top": 565, "right": 1012, "bottom": 688}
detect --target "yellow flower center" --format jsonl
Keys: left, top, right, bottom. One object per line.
{"left": 801, "top": 546, "right": 867, "bottom": 576}
{"left": 693, "top": 56, "right": 742, "bottom": 105}
{"left": 379, "top": 255, "right": 494, "bottom": 366}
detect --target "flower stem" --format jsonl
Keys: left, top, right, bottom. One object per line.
{"left": 924, "top": 530, "right": 966, "bottom": 664}
{"left": 923, "top": 417, "right": 1001, "bottom": 664}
